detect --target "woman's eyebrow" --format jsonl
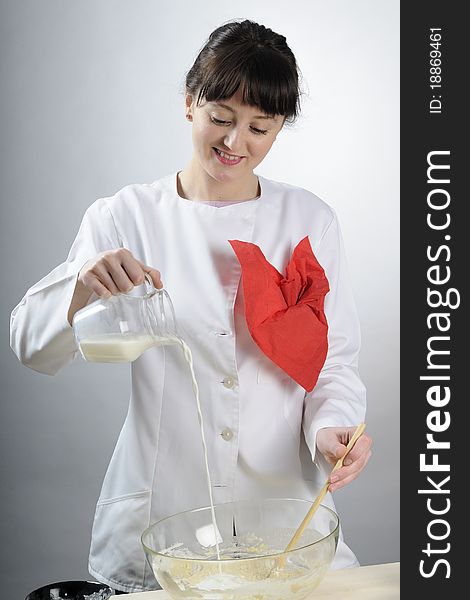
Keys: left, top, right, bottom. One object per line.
{"left": 208, "top": 102, "right": 276, "bottom": 120}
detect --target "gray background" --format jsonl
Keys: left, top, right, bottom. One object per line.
{"left": 1, "top": 1, "right": 399, "bottom": 597}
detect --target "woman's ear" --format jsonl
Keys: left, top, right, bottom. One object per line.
{"left": 185, "top": 94, "right": 193, "bottom": 121}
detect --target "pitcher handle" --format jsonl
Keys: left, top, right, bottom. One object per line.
{"left": 143, "top": 273, "right": 159, "bottom": 296}
{"left": 158, "top": 288, "right": 177, "bottom": 337}
{"left": 142, "top": 274, "right": 178, "bottom": 338}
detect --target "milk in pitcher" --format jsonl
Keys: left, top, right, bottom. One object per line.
{"left": 79, "top": 333, "right": 179, "bottom": 362}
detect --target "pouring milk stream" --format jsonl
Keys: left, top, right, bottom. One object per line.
{"left": 72, "top": 276, "right": 222, "bottom": 559}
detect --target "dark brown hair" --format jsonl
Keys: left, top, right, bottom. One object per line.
{"left": 185, "top": 20, "right": 301, "bottom": 124}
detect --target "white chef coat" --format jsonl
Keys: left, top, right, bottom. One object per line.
{"left": 10, "top": 172, "right": 366, "bottom": 592}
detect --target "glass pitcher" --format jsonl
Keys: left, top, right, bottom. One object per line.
{"left": 72, "top": 275, "right": 179, "bottom": 363}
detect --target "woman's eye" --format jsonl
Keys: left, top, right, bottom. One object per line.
{"left": 211, "top": 116, "right": 230, "bottom": 126}
{"left": 210, "top": 115, "right": 267, "bottom": 135}
{"left": 251, "top": 126, "right": 268, "bottom": 135}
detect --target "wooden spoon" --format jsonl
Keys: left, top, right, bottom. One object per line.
{"left": 278, "top": 422, "right": 366, "bottom": 567}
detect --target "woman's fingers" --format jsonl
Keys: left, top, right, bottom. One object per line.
{"left": 316, "top": 426, "right": 372, "bottom": 492}
{"left": 316, "top": 427, "right": 353, "bottom": 464}
{"left": 112, "top": 250, "right": 144, "bottom": 291}
{"left": 329, "top": 449, "right": 372, "bottom": 492}
{"left": 79, "top": 249, "right": 162, "bottom": 297}
{"left": 117, "top": 252, "right": 163, "bottom": 290}
{"left": 136, "top": 261, "right": 163, "bottom": 289}
{"left": 343, "top": 433, "right": 372, "bottom": 466}
{"left": 328, "top": 435, "right": 372, "bottom": 492}
{"left": 80, "top": 262, "right": 120, "bottom": 297}
{"left": 82, "top": 276, "right": 113, "bottom": 299}
{"left": 145, "top": 267, "right": 163, "bottom": 289}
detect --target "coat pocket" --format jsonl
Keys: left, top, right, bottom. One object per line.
{"left": 89, "top": 490, "right": 153, "bottom": 590}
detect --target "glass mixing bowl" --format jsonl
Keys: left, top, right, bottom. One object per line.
{"left": 141, "top": 498, "right": 339, "bottom": 600}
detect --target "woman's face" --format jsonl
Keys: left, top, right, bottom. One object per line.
{"left": 186, "top": 88, "right": 284, "bottom": 185}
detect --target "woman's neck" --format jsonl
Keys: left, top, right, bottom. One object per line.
{"left": 177, "top": 161, "right": 259, "bottom": 202}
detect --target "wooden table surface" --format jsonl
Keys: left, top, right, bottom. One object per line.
{"left": 124, "top": 561, "right": 400, "bottom": 599}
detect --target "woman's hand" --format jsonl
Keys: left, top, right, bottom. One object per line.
{"left": 78, "top": 248, "right": 162, "bottom": 297}
{"left": 68, "top": 248, "right": 162, "bottom": 324}
{"left": 316, "top": 426, "right": 372, "bottom": 492}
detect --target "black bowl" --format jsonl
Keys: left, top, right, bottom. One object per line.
{"left": 25, "top": 580, "right": 113, "bottom": 600}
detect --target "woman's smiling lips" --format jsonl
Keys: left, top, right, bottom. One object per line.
{"left": 213, "top": 147, "right": 244, "bottom": 166}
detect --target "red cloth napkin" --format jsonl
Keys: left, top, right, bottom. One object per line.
{"left": 229, "top": 237, "right": 329, "bottom": 392}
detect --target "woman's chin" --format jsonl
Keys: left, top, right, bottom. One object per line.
{"left": 208, "top": 164, "right": 244, "bottom": 184}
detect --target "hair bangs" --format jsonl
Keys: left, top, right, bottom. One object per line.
{"left": 196, "top": 48, "right": 299, "bottom": 121}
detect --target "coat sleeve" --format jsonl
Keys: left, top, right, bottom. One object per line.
{"left": 10, "top": 198, "right": 122, "bottom": 376}
{"left": 302, "top": 210, "right": 367, "bottom": 463}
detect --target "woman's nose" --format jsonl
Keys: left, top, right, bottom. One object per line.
{"left": 223, "top": 127, "right": 245, "bottom": 153}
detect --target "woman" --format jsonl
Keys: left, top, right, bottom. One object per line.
{"left": 10, "top": 20, "right": 372, "bottom": 593}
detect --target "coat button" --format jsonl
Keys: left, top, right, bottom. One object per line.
{"left": 221, "top": 428, "right": 234, "bottom": 441}
{"left": 222, "top": 376, "right": 235, "bottom": 389}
